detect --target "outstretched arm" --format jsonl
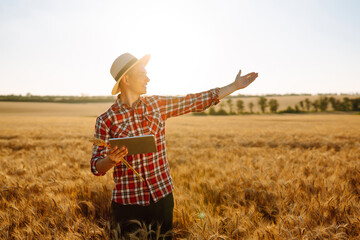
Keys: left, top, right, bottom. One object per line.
{"left": 218, "top": 70, "right": 258, "bottom": 99}
{"left": 154, "top": 70, "right": 258, "bottom": 120}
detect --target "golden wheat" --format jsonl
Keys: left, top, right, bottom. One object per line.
{"left": 90, "top": 137, "right": 112, "bottom": 149}
{"left": 0, "top": 114, "right": 360, "bottom": 239}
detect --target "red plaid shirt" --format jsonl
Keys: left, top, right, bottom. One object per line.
{"left": 90, "top": 88, "right": 220, "bottom": 206}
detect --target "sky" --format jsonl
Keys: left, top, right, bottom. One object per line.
{"left": 0, "top": 0, "right": 359, "bottom": 96}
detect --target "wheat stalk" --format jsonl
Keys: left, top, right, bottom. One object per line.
{"left": 90, "top": 138, "right": 145, "bottom": 182}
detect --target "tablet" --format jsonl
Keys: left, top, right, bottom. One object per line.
{"left": 109, "top": 135, "right": 157, "bottom": 155}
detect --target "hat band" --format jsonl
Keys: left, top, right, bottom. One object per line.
{"left": 114, "top": 58, "right": 138, "bottom": 81}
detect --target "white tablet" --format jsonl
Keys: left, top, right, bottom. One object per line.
{"left": 109, "top": 135, "right": 157, "bottom": 155}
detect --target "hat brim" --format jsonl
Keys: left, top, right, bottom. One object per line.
{"left": 111, "top": 54, "right": 151, "bottom": 95}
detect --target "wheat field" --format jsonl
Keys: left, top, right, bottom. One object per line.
{"left": 1, "top": 107, "right": 360, "bottom": 239}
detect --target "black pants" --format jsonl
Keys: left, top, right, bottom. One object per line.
{"left": 111, "top": 193, "right": 174, "bottom": 240}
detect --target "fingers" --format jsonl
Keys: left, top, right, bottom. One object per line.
{"left": 237, "top": 71, "right": 259, "bottom": 81}
{"left": 244, "top": 72, "right": 258, "bottom": 79}
{"left": 109, "top": 146, "right": 128, "bottom": 162}
{"left": 109, "top": 145, "right": 126, "bottom": 154}
{"left": 237, "top": 69, "right": 242, "bottom": 77}
{"left": 115, "top": 146, "right": 128, "bottom": 157}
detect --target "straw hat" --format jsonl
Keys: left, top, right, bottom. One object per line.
{"left": 110, "top": 53, "right": 151, "bottom": 95}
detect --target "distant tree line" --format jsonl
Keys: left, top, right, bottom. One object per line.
{"left": 1, "top": 94, "right": 359, "bottom": 113}
{"left": 228, "top": 92, "right": 359, "bottom": 98}
{"left": 192, "top": 96, "right": 360, "bottom": 116}
{"left": 281, "top": 96, "right": 360, "bottom": 113}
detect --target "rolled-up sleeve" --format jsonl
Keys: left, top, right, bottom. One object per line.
{"left": 90, "top": 116, "right": 110, "bottom": 176}
{"left": 156, "top": 88, "right": 220, "bottom": 120}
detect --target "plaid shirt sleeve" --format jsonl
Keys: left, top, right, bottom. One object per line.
{"left": 155, "top": 88, "right": 220, "bottom": 120}
{"left": 90, "top": 115, "right": 110, "bottom": 176}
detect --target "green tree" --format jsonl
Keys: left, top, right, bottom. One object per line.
{"left": 268, "top": 99, "right": 279, "bottom": 113}
{"left": 258, "top": 97, "right": 268, "bottom": 113}
{"left": 299, "top": 100, "right": 305, "bottom": 111}
{"left": 209, "top": 107, "right": 216, "bottom": 115}
{"left": 304, "top": 98, "right": 311, "bottom": 112}
{"left": 342, "top": 97, "right": 352, "bottom": 111}
{"left": 219, "top": 102, "right": 225, "bottom": 110}
{"left": 312, "top": 99, "right": 320, "bottom": 112}
{"left": 236, "top": 100, "right": 244, "bottom": 114}
{"left": 319, "top": 97, "right": 329, "bottom": 112}
{"left": 248, "top": 102, "right": 254, "bottom": 113}
{"left": 192, "top": 111, "right": 207, "bottom": 116}
{"left": 329, "top": 97, "right": 339, "bottom": 111}
{"left": 227, "top": 99, "right": 234, "bottom": 114}
{"left": 279, "top": 106, "right": 301, "bottom": 113}
{"left": 217, "top": 102, "right": 228, "bottom": 115}
{"left": 350, "top": 98, "right": 360, "bottom": 111}
{"left": 216, "top": 109, "right": 228, "bottom": 115}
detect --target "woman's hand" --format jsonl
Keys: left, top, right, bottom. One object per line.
{"left": 108, "top": 145, "right": 128, "bottom": 164}
{"left": 234, "top": 70, "right": 258, "bottom": 90}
